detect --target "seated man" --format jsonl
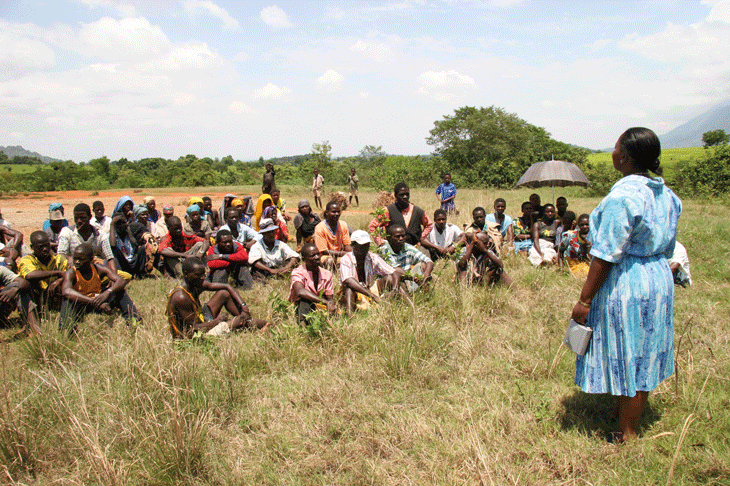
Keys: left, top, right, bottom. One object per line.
{"left": 421, "top": 209, "right": 464, "bottom": 261}
{"left": 468, "top": 206, "right": 503, "bottom": 254}
{"left": 380, "top": 224, "right": 434, "bottom": 292}
{"left": 313, "top": 201, "right": 352, "bottom": 268}
{"left": 166, "top": 257, "right": 268, "bottom": 339}
{"left": 457, "top": 231, "right": 513, "bottom": 287}
{"left": 58, "top": 203, "right": 117, "bottom": 272}
{"left": 339, "top": 230, "right": 404, "bottom": 315}
{"left": 59, "top": 244, "right": 142, "bottom": 332}
{"left": 45, "top": 209, "right": 66, "bottom": 251}
{"left": 206, "top": 229, "right": 253, "bottom": 289}
{"left": 0, "top": 266, "right": 39, "bottom": 335}
{"left": 558, "top": 213, "right": 591, "bottom": 278}
{"left": 669, "top": 241, "right": 692, "bottom": 287}
{"left": 109, "top": 212, "right": 149, "bottom": 278}
{"left": 159, "top": 216, "right": 209, "bottom": 279}
{"left": 248, "top": 218, "right": 299, "bottom": 281}
{"left": 91, "top": 200, "right": 111, "bottom": 236}
{"left": 42, "top": 203, "right": 69, "bottom": 232}
{"left": 18, "top": 231, "right": 69, "bottom": 312}
{"left": 202, "top": 196, "right": 220, "bottom": 230}
{"left": 288, "top": 243, "right": 337, "bottom": 323}
{"left": 219, "top": 207, "right": 260, "bottom": 250}
{"left": 155, "top": 204, "right": 175, "bottom": 240}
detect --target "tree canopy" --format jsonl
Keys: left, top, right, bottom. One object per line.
{"left": 702, "top": 129, "right": 729, "bottom": 147}
{"left": 426, "top": 106, "right": 587, "bottom": 187}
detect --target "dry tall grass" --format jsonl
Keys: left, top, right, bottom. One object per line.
{"left": 0, "top": 185, "right": 728, "bottom": 485}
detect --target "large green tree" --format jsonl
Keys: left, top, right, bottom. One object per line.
{"left": 702, "top": 129, "right": 729, "bottom": 147}
{"left": 427, "top": 106, "right": 587, "bottom": 187}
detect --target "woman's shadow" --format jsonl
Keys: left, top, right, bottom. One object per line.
{"left": 558, "top": 390, "right": 662, "bottom": 439}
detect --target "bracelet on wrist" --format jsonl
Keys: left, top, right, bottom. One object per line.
{"left": 578, "top": 299, "right": 591, "bottom": 308}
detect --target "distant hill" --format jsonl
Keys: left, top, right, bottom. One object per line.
{"left": 660, "top": 100, "right": 730, "bottom": 149}
{"left": 0, "top": 145, "right": 62, "bottom": 164}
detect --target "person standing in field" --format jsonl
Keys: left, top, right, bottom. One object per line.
{"left": 312, "top": 169, "right": 324, "bottom": 210}
{"left": 571, "top": 127, "right": 681, "bottom": 443}
{"left": 435, "top": 173, "right": 457, "bottom": 214}
{"left": 348, "top": 168, "right": 359, "bottom": 207}
{"left": 262, "top": 163, "right": 276, "bottom": 195}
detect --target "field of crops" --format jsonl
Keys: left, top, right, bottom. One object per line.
{"left": 586, "top": 146, "right": 705, "bottom": 168}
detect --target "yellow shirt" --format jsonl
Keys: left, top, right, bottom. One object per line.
{"left": 17, "top": 254, "right": 68, "bottom": 290}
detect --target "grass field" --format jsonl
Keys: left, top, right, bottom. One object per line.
{"left": 0, "top": 164, "right": 42, "bottom": 174}
{"left": 1, "top": 186, "right": 728, "bottom": 485}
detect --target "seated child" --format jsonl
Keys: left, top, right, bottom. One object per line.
{"left": 457, "top": 231, "right": 513, "bottom": 287}
{"left": 558, "top": 213, "right": 591, "bottom": 278}
{"left": 421, "top": 209, "right": 465, "bottom": 261}
{"left": 59, "top": 244, "right": 142, "bottom": 332}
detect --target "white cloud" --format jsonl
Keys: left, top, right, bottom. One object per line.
{"left": 316, "top": 69, "right": 344, "bottom": 91}
{"left": 45, "top": 116, "right": 76, "bottom": 127}
{"left": 360, "top": 92, "right": 369, "bottom": 99}
{"left": 350, "top": 40, "right": 394, "bottom": 63}
{"left": 260, "top": 5, "right": 291, "bottom": 28}
{"left": 184, "top": 0, "right": 240, "bottom": 30}
{"left": 139, "top": 42, "right": 223, "bottom": 71}
{"left": 233, "top": 51, "right": 248, "bottom": 62}
{"left": 75, "top": 0, "right": 137, "bottom": 17}
{"left": 9, "top": 131, "right": 24, "bottom": 140}
{"left": 0, "top": 31, "right": 56, "bottom": 80}
{"left": 78, "top": 17, "right": 170, "bottom": 61}
{"left": 229, "top": 101, "right": 256, "bottom": 114}
{"left": 253, "top": 83, "right": 292, "bottom": 100}
{"left": 418, "top": 70, "right": 475, "bottom": 88}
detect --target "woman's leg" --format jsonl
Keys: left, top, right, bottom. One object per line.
{"left": 617, "top": 391, "right": 649, "bottom": 441}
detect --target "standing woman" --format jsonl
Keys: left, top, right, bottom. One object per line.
{"left": 571, "top": 127, "right": 681, "bottom": 442}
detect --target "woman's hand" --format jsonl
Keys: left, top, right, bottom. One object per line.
{"left": 571, "top": 302, "right": 590, "bottom": 324}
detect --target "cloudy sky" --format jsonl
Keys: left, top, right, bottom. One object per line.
{"left": 1, "top": 0, "right": 728, "bottom": 162}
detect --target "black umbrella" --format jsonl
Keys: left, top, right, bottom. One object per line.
{"left": 515, "top": 159, "right": 590, "bottom": 203}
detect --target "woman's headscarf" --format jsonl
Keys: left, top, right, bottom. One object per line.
{"left": 133, "top": 204, "right": 148, "bottom": 219}
{"left": 143, "top": 196, "right": 155, "bottom": 205}
{"left": 253, "top": 194, "right": 273, "bottom": 230}
{"left": 114, "top": 196, "right": 134, "bottom": 215}
{"left": 186, "top": 204, "right": 201, "bottom": 215}
{"left": 189, "top": 196, "right": 204, "bottom": 207}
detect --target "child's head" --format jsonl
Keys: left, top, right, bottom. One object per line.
{"left": 433, "top": 209, "right": 448, "bottom": 231}
{"left": 73, "top": 243, "right": 94, "bottom": 270}
{"left": 556, "top": 197, "right": 568, "bottom": 215}
{"left": 577, "top": 214, "right": 590, "bottom": 236}
{"left": 493, "top": 198, "right": 506, "bottom": 215}
{"left": 521, "top": 201, "right": 533, "bottom": 217}
{"left": 443, "top": 173, "right": 451, "bottom": 184}
{"left": 271, "top": 188, "right": 281, "bottom": 205}
{"left": 472, "top": 207, "right": 486, "bottom": 228}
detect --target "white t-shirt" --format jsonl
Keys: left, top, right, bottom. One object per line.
{"left": 426, "top": 223, "right": 463, "bottom": 248}
{"left": 248, "top": 239, "right": 299, "bottom": 268}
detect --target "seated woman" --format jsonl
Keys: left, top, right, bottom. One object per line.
{"left": 512, "top": 201, "right": 534, "bottom": 254}
{"left": 529, "top": 203, "right": 559, "bottom": 266}
{"left": 293, "top": 199, "right": 321, "bottom": 248}
{"left": 184, "top": 204, "right": 212, "bottom": 239}
{"left": 558, "top": 213, "right": 591, "bottom": 277}
{"left": 230, "top": 198, "right": 252, "bottom": 227}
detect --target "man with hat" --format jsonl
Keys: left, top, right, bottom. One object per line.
{"left": 339, "top": 230, "right": 405, "bottom": 315}
{"left": 45, "top": 207, "right": 67, "bottom": 251}
{"left": 42, "top": 203, "right": 69, "bottom": 232}
{"left": 248, "top": 218, "right": 299, "bottom": 281}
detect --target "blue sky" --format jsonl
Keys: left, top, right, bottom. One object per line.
{"left": 1, "top": 0, "right": 727, "bottom": 162}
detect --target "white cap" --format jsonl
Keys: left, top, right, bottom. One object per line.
{"left": 258, "top": 218, "right": 278, "bottom": 233}
{"left": 350, "top": 230, "right": 371, "bottom": 245}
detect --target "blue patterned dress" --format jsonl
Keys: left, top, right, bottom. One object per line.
{"left": 575, "top": 175, "right": 682, "bottom": 397}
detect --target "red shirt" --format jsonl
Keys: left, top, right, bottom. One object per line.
{"left": 159, "top": 232, "right": 204, "bottom": 253}
{"left": 206, "top": 241, "right": 249, "bottom": 268}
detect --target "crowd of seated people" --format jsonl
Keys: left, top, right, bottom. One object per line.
{"left": 0, "top": 178, "right": 691, "bottom": 341}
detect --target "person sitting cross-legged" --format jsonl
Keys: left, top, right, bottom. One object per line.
{"left": 457, "top": 231, "right": 513, "bottom": 287}
{"left": 380, "top": 224, "right": 434, "bottom": 292}
{"left": 159, "top": 216, "right": 210, "bottom": 279}
{"left": 339, "top": 230, "right": 405, "bottom": 316}
{"left": 421, "top": 209, "right": 465, "bottom": 261}
{"left": 288, "top": 243, "right": 337, "bottom": 323}
{"left": 18, "top": 231, "right": 69, "bottom": 314}
{"left": 59, "top": 244, "right": 142, "bottom": 333}
{"left": 558, "top": 213, "right": 592, "bottom": 278}
{"left": 248, "top": 218, "right": 299, "bottom": 282}
{"left": 166, "top": 257, "right": 269, "bottom": 339}
{"left": 0, "top": 267, "right": 40, "bottom": 335}
{"left": 206, "top": 229, "right": 253, "bottom": 289}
